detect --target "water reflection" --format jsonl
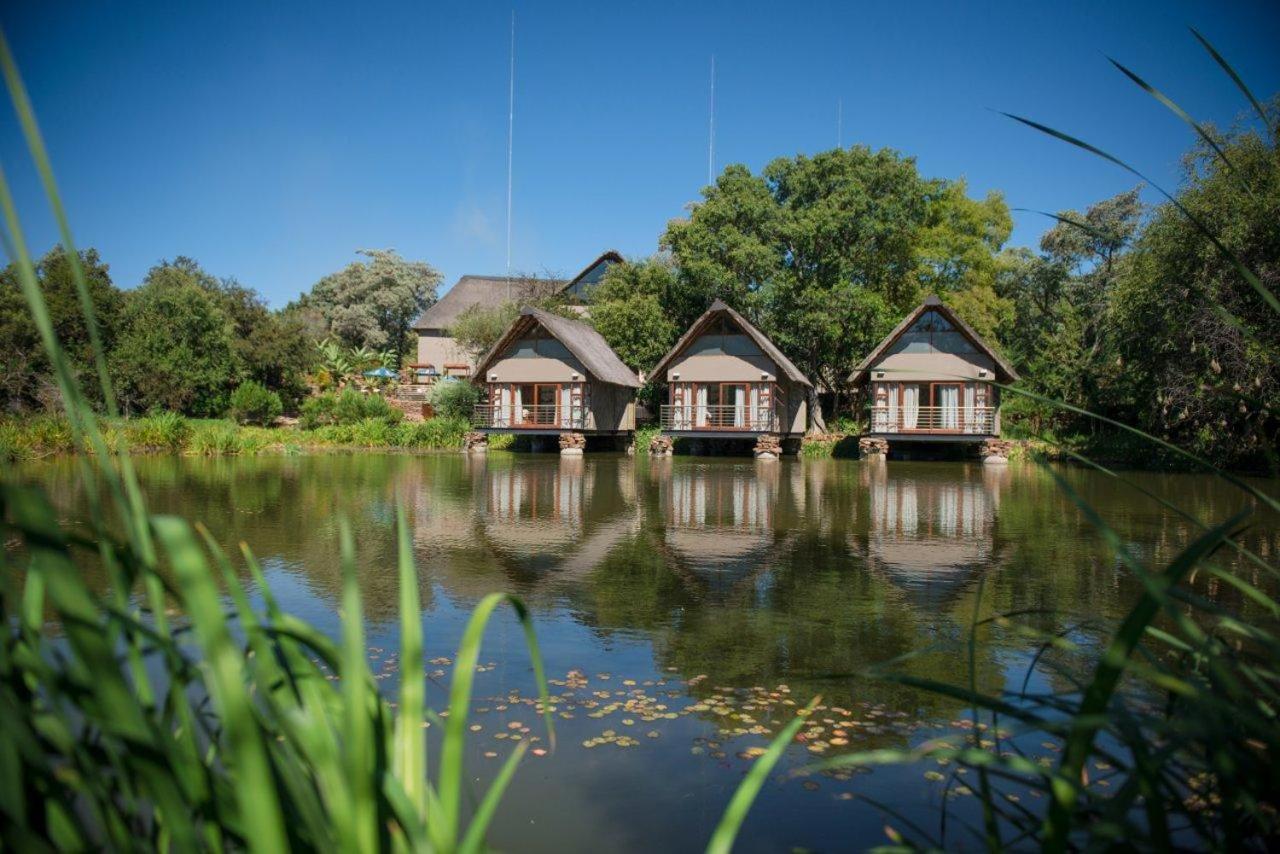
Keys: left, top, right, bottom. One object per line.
{"left": 859, "top": 459, "right": 1008, "bottom": 606}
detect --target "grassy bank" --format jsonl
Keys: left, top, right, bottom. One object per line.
{"left": 0, "top": 411, "right": 508, "bottom": 461}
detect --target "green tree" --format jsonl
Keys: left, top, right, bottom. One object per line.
{"left": 449, "top": 302, "right": 519, "bottom": 359}
{"left": 1107, "top": 117, "right": 1279, "bottom": 469}
{"left": 203, "top": 274, "right": 314, "bottom": 410}
{"left": 587, "top": 257, "right": 680, "bottom": 373}
{"left": 111, "top": 260, "right": 238, "bottom": 416}
{"left": 0, "top": 247, "right": 122, "bottom": 411}
{"left": 293, "top": 249, "right": 441, "bottom": 362}
{"left": 664, "top": 147, "right": 1008, "bottom": 428}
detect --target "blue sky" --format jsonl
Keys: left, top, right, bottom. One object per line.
{"left": 2, "top": 1, "right": 1277, "bottom": 307}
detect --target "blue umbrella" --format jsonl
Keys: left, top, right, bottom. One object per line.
{"left": 363, "top": 367, "right": 397, "bottom": 378}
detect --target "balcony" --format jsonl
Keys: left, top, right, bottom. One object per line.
{"left": 869, "top": 406, "right": 996, "bottom": 436}
{"left": 473, "top": 404, "right": 586, "bottom": 431}
{"left": 659, "top": 404, "right": 780, "bottom": 433}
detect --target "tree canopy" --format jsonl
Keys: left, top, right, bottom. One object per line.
{"left": 660, "top": 146, "right": 1013, "bottom": 429}
{"left": 292, "top": 249, "right": 440, "bottom": 362}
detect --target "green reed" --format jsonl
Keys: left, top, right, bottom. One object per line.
{"left": 0, "top": 26, "right": 557, "bottom": 852}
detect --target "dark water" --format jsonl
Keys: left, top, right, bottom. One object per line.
{"left": 15, "top": 452, "right": 1280, "bottom": 851}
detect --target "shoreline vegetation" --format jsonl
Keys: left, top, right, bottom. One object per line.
{"left": 2, "top": 409, "right": 1258, "bottom": 474}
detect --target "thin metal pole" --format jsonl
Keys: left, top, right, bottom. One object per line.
{"left": 708, "top": 55, "right": 715, "bottom": 186}
{"left": 506, "top": 10, "right": 515, "bottom": 294}
{"left": 837, "top": 97, "right": 842, "bottom": 149}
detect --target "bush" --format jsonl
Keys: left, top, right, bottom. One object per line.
{"left": 187, "top": 420, "right": 262, "bottom": 456}
{"left": 228, "top": 381, "right": 282, "bottom": 426}
{"left": 429, "top": 379, "right": 479, "bottom": 421}
{"left": 126, "top": 411, "right": 191, "bottom": 451}
{"left": 300, "top": 388, "right": 400, "bottom": 429}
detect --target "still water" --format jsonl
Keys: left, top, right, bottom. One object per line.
{"left": 17, "top": 452, "right": 1280, "bottom": 851}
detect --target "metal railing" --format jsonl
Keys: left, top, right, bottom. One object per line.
{"left": 473, "top": 404, "right": 586, "bottom": 430}
{"left": 659, "top": 404, "right": 779, "bottom": 432}
{"left": 869, "top": 405, "right": 995, "bottom": 434}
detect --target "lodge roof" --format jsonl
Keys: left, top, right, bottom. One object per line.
{"left": 648, "top": 299, "right": 813, "bottom": 388}
{"left": 848, "top": 295, "right": 1019, "bottom": 384}
{"left": 411, "top": 250, "right": 624, "bottom": 332}
{"left": 472, "top": 307, "right": 642, "bottom": 388}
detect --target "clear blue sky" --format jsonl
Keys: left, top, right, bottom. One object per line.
{"left": 2, "top": 1, "right": 1277, "bottom": 307}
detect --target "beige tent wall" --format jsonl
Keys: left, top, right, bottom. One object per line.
{"left": 587, "top": 382, "right": 635, "bottom": 432}
{"left": 664, "top": 333, "right": 781, "bottom": 383}
{"left": 417, "top": 332, "right": 476, "bottom": 373}
{"left": 483, "top": 351, "right": 589, "bottom": 384}
{"left": 870, "top": 349, "right": 995, "bottom": 382}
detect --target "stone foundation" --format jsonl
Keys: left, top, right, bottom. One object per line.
{"left": 753, "top": 433, "right": 782, "bottom": 461}
{"left": 649, "top": 434, "right": 674, "bottom": 457}
{"left": 978, "top": 438, "right": 1013, "bottom": 464}
{"left": 858, "top": 436, "right": 889, "bottom": 459}
{"left": 559, "top": 432, "right": 586, "bottom": 456}
{"left": 463, "top": 431, "right": 488, "bottom": 453}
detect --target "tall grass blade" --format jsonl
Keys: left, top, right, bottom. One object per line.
{"left": 1000, "top": 111, "right": 1280, "bottom": 317}
{"left": 1189, "top": 27, "right": 1275, "bottom": 141}
{"left": 1106, "top": 56, "right": 1244, "bottom": 181}
{"left": 393, "top": 504, "right": 428, "bottom": 820}
{"left": 705, "top": 696, "right": 820, "bottom": 854}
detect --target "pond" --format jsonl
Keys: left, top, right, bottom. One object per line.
{"left": 14, "top": 452, "right": 1280, "bottom": 851}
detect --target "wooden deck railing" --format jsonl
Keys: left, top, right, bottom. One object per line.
{"left": 472, "top": 404, "right": 586, "bottom": 430}
{"left": 869, "top": 405, "right": 996, "bottom": 434}
{"left": 659, "top": 404, "right": 779, "bottom": 432}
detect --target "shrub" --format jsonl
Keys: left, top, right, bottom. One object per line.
{"left": 300, "top": 388, "right": 400, "bottom": 429}
{"left": 187, "top": 420, "right": 257, "bottom": 456}
{"left": 228, "top": 381, "right": 282, "bottom": 426}
{"left": 126, "top": 411, "right": 191, "bottom": 451}
{"left": 429, "top": 379, "right": 480, "bottom": 421}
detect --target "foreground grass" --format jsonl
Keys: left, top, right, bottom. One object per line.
{"left": 0, "top": 412, "right": 515, "bottom": 461}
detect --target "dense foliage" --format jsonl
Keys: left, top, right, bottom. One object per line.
{"left": 429, "top": 378, "right": 480, "bottom": 420}
{"left": 228, "top": 380, "right": 283, "bottom": 426}
{"left": 288, "top": 248, "right": 440, "bottom": 363}
{"left": 299, "top": 387, "right": 403, "bottom": 430}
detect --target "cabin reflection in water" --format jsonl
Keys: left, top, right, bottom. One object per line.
{"left": 860, "top": 462, "right": 1009, "bottom": 606}
{"left": 653, "top": 462, "right": 786, "bottom": 589}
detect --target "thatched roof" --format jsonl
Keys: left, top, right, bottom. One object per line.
{"left": 473, "top": 307, "right": 641, "bottom": 388}
{"left": 848, "top": 295, "right": 1019, "bottom": 384}
{"left": 411, "top": 251, "right": 624, "bottom": 333}
{"left": 411, "top": 275, "right": 565, "bottom": 331}
{"left": 648, "top": 300, "right": 813, "bottom": 388}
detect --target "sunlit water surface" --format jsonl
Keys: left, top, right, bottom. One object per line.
{"left": 16, "top": 452, "right": 1279, "bottom": 852}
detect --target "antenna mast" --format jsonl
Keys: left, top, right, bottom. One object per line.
{"left": 506, "top": 10, "right": 515, "bottom": 294}
{"left": 708, "top": 55, "right": 715, "bottom": 186}
{"left": 837, "top": 97, "right": 842, "bottom": 149}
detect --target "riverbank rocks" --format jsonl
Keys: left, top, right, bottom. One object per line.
{"left": 753, "top": 434, "right": 782, "bottom": 461}
{"left": 560, "top": 432, "right": 586, "bottom": 456}
{"left": 858, "top": 436, "right": 889, "bottom": 458}
{"left": 979, "top": 438, "right": 1014, "bottom": 464}
{"left": 463, "top": 431, "right": 488, "bottom": 453}
{"left": 649, "top": 434, "right": 674, "bottom": 456}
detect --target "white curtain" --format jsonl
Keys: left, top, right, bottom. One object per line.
{"left": 902, "top": 385, "right": 919, "bottom": 429}
{"left": 750, "top": 385, "right": 762, "bottom": 430}
{"left": 940, "top": 385, "right": 959, "bottom": 429}
{"left": 964, "top": 384, "right": 976, "bottom": 433}
{"left": 887, "top": 385, "right": 899, "bottom": 431}
{"left": 696, "top": 385, "right": 709, "bottom": 427}
{"left": 732, "top": 385, "right": 745, "bottom": 427}
{"left": 559, "top": 385, "right": 572, "bottom": 427}
{"left": 512, "top": 386, "right": 524, "bottom": 425}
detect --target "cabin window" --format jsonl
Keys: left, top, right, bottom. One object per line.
{"left": 504, "top": 327, "right": 574, "bottom": 360}
{"left": 888, "top": 309, "right": 980, "bottom": 356}
{"left": 684, "top": 316, "right": 762, "bottom": 357}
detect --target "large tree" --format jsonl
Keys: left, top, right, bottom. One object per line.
{"left": 0, "top": 248, "right": 123, "bottom": 412}
{"left": 203, "top": 276, "right": 314, "bottom": 410}
{"left": 662, "top": 147, "right": 1011, "bottom": 429}
{"left": 1106, "top": 118, "right": 1279, "bottom": 469}
{"left": 111, "top": 260, "right": 238, "bottom": 416}
{"left": 586, "top": 256, "right": 680, "bottom": 374}
{"left": 292, "top": 249, "right": 440, "bottom": 362}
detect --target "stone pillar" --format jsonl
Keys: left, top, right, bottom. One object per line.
{"left": 858, "top": 436, "right": 889, "bottom": 459}
{"left": 463, "top": 431, "right": 489, "bottom": 454}
{"left": 978, "top": 438, "right": 1013, "bottom": 465}
{"left": 753, "top": 433, "right": 782, "bottom": 461}
{"left": 559, "top": 432, "right": 586, "bottom": 456}
{"left": 648, "top": 434, "right": 674, "bottom": 457}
